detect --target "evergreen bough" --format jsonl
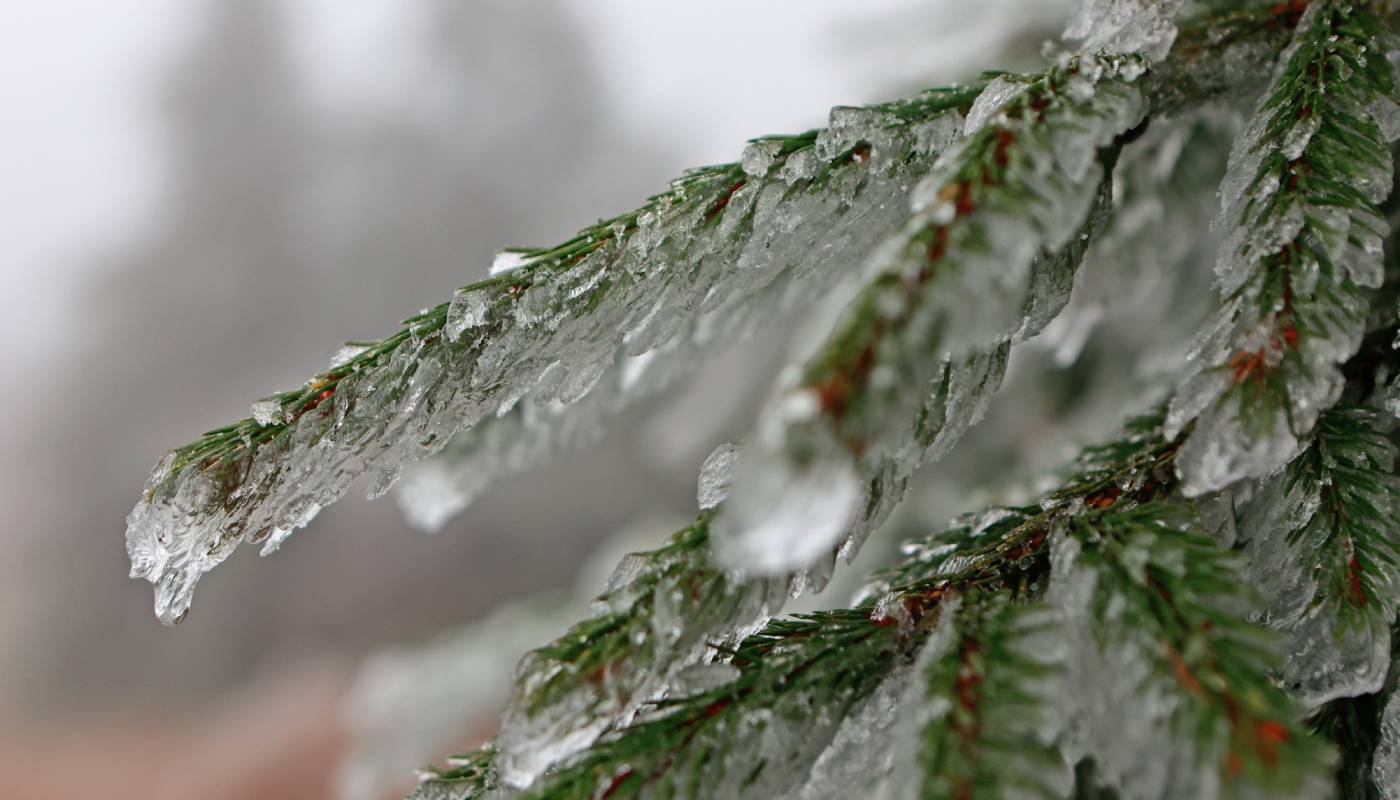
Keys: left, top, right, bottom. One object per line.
{"left": 124, "top": 1, "right": 1400, "bottom": 797}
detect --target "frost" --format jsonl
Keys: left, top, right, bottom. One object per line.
{"left": 1065, "top": 0, "right": 1187, "bottom": 61}
{"left": 697, "top": 442, "right": 742, "bottom": 510}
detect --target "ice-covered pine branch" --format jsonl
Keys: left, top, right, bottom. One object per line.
{"left": 1166, "top": 0, "right": 1400, "bottom": 494}
{"left": 120, "top": 0, "right": 1400, "bottom": 798}
{"left": 126, "top": 81, "right": 985, "bottom": 625}
{"left": 416, "top": 411, "right": 1331, "bottom": 800}
{"left": 125, "top": 0, "right": 1299, "bottom": 627}
{"left": 1239, "top": 405, "right": 1400, "bottom": 706}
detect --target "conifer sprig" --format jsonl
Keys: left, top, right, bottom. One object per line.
{"left": 915, "top": 593, "right": 1063, "bottom": 800}
{"left": 1283, "top": 406, "right": 1400, "bottom": 624}
{"left": 1063, "top": 504, "right": 1328, "bottom": 790}
{"left": 1168, "top": 0, "right": 1400, "bottom": 495}
{"left": 492, "top": 513, "right": 792, "bottom": 786}
{"left": 419, "top": 410, "right": 1329, "bottom": 798}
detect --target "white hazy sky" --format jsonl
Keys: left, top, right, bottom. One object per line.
{"left": 2, "top": 0, "right": 1063, "bottom": 377}
{"left": 0, "top": 0, "right": 949, "bottom": 370}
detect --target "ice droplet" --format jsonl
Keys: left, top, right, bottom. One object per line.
{"left": 1279, "top": 112, "right": 1320, "bottom": 160}
{"left": 962, "top": 77, "right": 1025, "bottom": 135}
{"left": 697, "top": 442, "right": 742, "bottom": 510}
{"left": 669, "top": 662, "right": 740, "bottom": 696}
{"left": 741, "top": 140, "right": 782, "bottom": 178}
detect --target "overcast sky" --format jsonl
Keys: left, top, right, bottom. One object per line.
{"left": 0, "top": 0, "right": 950, "bottom": 375}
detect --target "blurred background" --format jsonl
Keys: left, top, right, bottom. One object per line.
{"left": 0, "top": 2, "right": 1088, "bottom": 797}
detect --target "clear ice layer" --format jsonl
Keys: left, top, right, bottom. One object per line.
{"left": 715, "top": 55, "right": 1147, "bottom": 574}
{"left": 1167, "top": 2, "right": 1400, "bottom": 496}
{"left": 126, "top": 90, "right": 975, "bottom": 624}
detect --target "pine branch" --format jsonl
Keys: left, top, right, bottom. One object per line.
{"left": 911, "top": 593, "right": 1064, "bottom": 799}
{"left": 419, "top": 405, "right": 1335, "bottom": 799}
{"left": 126, "top": 83, "right": 985, "bottom": 624}
{"left": 120, "top": 3, "right": 1400, "bottom": 795}
{"left": 418, "top": 412, "right": 1174, "bottom": 798}
{"left": 1167, "top": 0, "right": 1400, "bottom": 495}
{"left": 1058, "top": 504, "right": 1330, "bottom": 795}
{"left": 124, "top": 0, "right": 1309, "bottom": 626}
{"left": 1285, "top": 406, "right": 1400, "bottom": 623}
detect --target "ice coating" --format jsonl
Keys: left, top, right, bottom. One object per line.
{"left": 1064, "top": 0, "right": 1187, "bottom": 61}
{"left": 716, "top": 53, "right": 1146, "bottom": 574}
{"left": 1235, "top": 408, "right": 1400, "bottom": 708}
{"left": 393, "top": 98, "right": 967, "bottom": 536}
{"left": 125, "top": 85, "right": 982, "bottom": 623}
{"left": 713, "top": 449, "right": 861, "bottom": 572}
{"left": 1046, "top": 532, "right": 1214, "bottom": 800}
{"left": 493, "top": 517, "right": 791, "bottom": 789}
{"left": 1037, "top": 111, "right": 1233, "bottom": 380}
{"left": 1238, "top": 473, "right": 1387, "bottom": 707}
{"left": 1167, "top": 1, "right": 1400, "bottom": 497}
{"left": 1377, "top": 674, "right": 1400, "bottom": 800}
{"left": 781, "top": 661, "right": 919, "bottom": 800}
{"left": 1047, "top": 508, "right": 1328, "bottom": 799}
{"left": 878, "top": 594, "right": 1070, "bottom": 800}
